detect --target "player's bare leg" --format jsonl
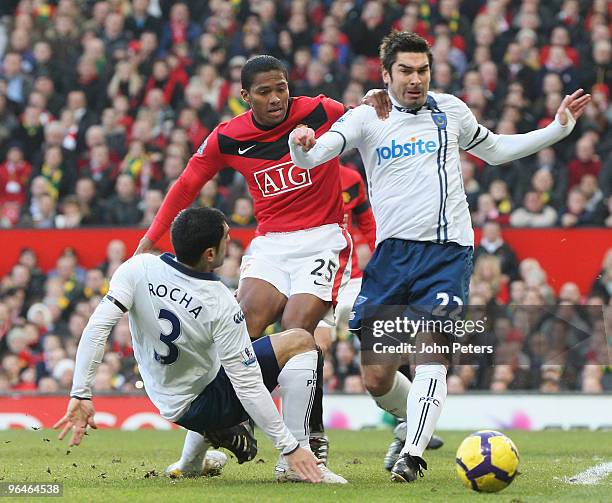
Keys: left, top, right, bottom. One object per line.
{"left": 361, "top": 362, "right": 409, "bottom": 417}
{"left": 313, "top": 326, "right": 333, "bottom": 356}
{"left": 281, "top": 294, "right": 331, "bottom": 334}
{"left": 269, "top": 329, "right": 347, "bottom": 484}
{"left": 391, "top": 331, "right": 449, "bottom": 483}
{"left": 282, "top": 294, "right": 333, "bottom": 464}
{"left": 237, "top": 278, "right": 287, "bottom": 340}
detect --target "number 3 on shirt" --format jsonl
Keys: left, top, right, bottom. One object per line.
{"left": 154, "top": 309, "right": 181, "bottom": 365}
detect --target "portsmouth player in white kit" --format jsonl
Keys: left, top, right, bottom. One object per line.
{"left": 54, "top": 207, "right": 347, "bottom": 484}
{"left": 289, "top": 32, "right": 590, "bottom": 484}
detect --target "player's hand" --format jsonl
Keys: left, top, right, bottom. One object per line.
{"left": 134, "top": 236, "right": 154, "bottom": 256}
{"left": 292, "top": 127, "right": 316, "bottom": 152}
{"left": 53, "top": 398, "right": 97, "bottom": 447}
{"left": 362, "top": 89, "right": 392, "bottom": 120}
{"left": 285, "top": 447, "right": 323, "bottom": 483}
{"left": 557, "top": 89, "right": 591, "bottom": 126}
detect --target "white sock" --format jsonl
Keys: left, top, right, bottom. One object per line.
{"left": 277, "top": 350, "right": 318, "bottom": 468}
{"left": 401, "top": 364, "right": 447, "bottom": 458}
{"left": 178, "top": 430, "right": 210, "bottom": 468}
{"left": 372, "top": 372, "right": 411, "bottom": 418}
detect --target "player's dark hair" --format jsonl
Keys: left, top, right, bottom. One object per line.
{"left": 379, "top": 31, "right": 433, "bottom": 73}
{"left": 241, "top": 55, "right": 288, "bottom": 91}
{"left": 171, "top": 208, "right": 226, "bottom": 266}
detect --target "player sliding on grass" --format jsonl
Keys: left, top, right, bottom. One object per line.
{"left": 134, "top": 55, "right": 389, "bottom": 465}
{"left": 289, "top": 31, "right": 590, "bottom": 484}
{"left": 54, "top": 208, "right": 347, "bottom": 484}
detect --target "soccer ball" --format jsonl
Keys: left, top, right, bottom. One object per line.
{"left": 455, "top": 430, "right": 520, "bottom": 493}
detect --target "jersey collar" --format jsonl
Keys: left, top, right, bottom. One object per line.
{"left": 390, "top": 92, "right": 436, "bottom": 115}
{"left": 251, "top": 98, "right": 293, "bottom": 130}
{"left": 160, "top": 253, "right": 220, "bottom": 281}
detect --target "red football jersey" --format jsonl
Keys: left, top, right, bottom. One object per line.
{"left": 146, "top": 95, "right": 346, "bottom": 242}
{"left": 340, "top": 165, "right": 376, "bottom": 278}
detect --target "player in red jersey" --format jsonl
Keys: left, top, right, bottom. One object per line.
{"left": 135, "top": 55, "right": 387, "bottom": 465}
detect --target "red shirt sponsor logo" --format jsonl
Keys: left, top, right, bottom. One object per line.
{"left": 253, "top": 161, "right": 312, "bottom": 197}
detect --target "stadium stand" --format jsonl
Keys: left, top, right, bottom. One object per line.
{"left": 0, "top": 0, "right": 610, "bottom": 395}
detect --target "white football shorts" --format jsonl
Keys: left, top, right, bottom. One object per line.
{"left": 239, "top": 223, "right": 352, "bottom": 307}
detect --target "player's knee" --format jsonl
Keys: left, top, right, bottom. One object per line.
{"left": 285, "top": 328, "right": 316, "bottom": 354}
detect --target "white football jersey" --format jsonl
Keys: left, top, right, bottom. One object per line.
{"left": 330, "top": 92, "right": 486, "bottom": 247}
{"left": 104, "top": 253, "right": 251, "bottom": 421}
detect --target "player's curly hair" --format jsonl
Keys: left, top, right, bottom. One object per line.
{"left": 379, "top": 31, "right": 433, "bottom": 73}
{"left": 171, "top": 208, "right": 227, "bottom": 266}
{"left": 241, "top": 55, "right": 288, "bottom": 91}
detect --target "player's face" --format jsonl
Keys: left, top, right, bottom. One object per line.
{"left": 383, "top": 52, "right": 430, "bottom": 109}
{"left": 242, "top": 70, "right": 290, "bottom": 127}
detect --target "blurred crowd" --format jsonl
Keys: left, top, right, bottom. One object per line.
{"left": 0, "top": 0, "right": 611, "bottom": 395}
{"left": 0, "top": 233, "right": 610, "bottom": 395}
{"left": 0, "top": 0, "right": 610, "bottom": 229}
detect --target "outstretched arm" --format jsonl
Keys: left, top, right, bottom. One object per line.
{"left": 53, "top": 297, "right": 124, "bottom": 445}
{"left": 289, "top": 106, "right": 367, "bottom": 169}
{"left": 468, "top": 89, "right": 591, "bottom": 166}
{"left": 289, "top": 127, "right": 346, "bottom": 169}
{"left": 54, "top": 260, "right": 137, "bottom": 445}
{"left": 135, "top": 134, "right": 223, "bottom": 254}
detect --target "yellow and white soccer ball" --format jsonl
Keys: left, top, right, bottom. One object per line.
{"left": 455, "top": 430, "right": 520, "bottom": 492}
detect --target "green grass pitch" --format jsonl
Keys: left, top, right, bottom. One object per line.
{"left": 1, "top": 429, "right": 610, "bottom": 502}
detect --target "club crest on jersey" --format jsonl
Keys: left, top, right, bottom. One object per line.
{"left": 240, "top": 346, "right": 257, "bottom": 366}
{"left": 253, "top": 160, "right": 312, "bottom": 197}
{"left": 431, "top": 112, "right": 447, "bottom": 130}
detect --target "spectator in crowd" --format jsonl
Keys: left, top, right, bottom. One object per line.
{"left": 334, "top": 340, "right": 360, "bottom": 390}
{"left": 140, "top": 188, "right": 164, "bottom": 227}
{"left": 558, "top": 187, "right": 596, "bottom": 227}
{"left": 343, "top": 375, "right": 366, "bottom": 394}
{"left": 567, "top": 136, "right": 601, "bottom": 189}
{"left": 97, "top": 239, "right": 126, "bottom": 279}
{"left": 593, "top": 194, "right": 612, "bottom": 227}
{"left": 475, "top": 221, "right": 519, "bottom": 281}
{"left": 488, "top": 180, "right": 513, "bottom": 225}
{"left": 229, "top": 196, "right": 256, "bottom": 228}
{"left": 103, "top": 174, "right": 142, "bottom": 225}
{"left": 0, "top": 145, "right": 31, "bottom": 226}
{"left": 344, "top": 1, "right": 392, "bottom": 59}
{"left": 510, "top": 191, "right": 558, "bottom": 227}
{"left": 580, "top": 174, "right": 604, "bottom": 213}
{"left": 125, "top": 0, "right": 161, "bottom": 39}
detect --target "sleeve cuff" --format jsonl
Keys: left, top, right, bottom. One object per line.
{"left": 281, "top": 441, "right": 301, "bottom": 456}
